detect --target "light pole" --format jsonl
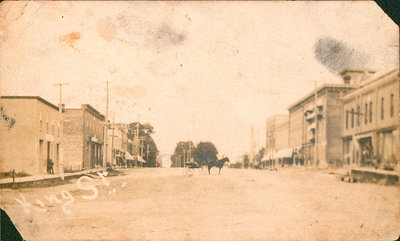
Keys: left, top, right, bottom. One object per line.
{"left": 54, "top": 83, "right": 68, "bottom": 180}
{"left": 103, "top": 66, "right": 116, "bottom": 170}
{"left": 314, "top": 81, "right": 318, "bottom": 169}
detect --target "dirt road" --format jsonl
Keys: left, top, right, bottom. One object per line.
{"left": 1, "top": 168, "right": 399, "bottom": 240}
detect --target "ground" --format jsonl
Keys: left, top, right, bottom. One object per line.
{"left": 1, "top": 167, "right": 399, "bottom": 241}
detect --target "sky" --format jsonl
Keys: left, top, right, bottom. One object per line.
{"left": 0, "top": 1, "right": 398, "bottom": 165}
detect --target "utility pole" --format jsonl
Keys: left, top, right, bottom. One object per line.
{"left": 54, "top": 83, "right": 68, "bottom": 180}
{"left": 314, "top": 81, "right": 318, "bottom": 169}
{"left": 103, "top": 81, "right": 111, "bottom": 170}
{"left": 183, "top": 149, "right": 186, "bottom": 168}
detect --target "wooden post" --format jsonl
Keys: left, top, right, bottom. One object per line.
{"left": 12, "top": 169, "right": 15, "bottom": 189}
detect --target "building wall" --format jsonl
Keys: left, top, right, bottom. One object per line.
{"left": 325, "top": 92, "right": 344, "bottom": 166}
{"left": 266, "top": 115, "right": 289, "bottom": 153}
{"left": 63, "top": 109, "right": 83, "bottom": 171}
{"left": 275, "top": 119, "right": 289, "bottom": 151}
{"left": 63, "top": 105, "right": 104, "bottom": 170}
{"left": 288, "top": 106, "right": 304, "bottom": 148}
{"left": 0, "top": 98, "right": 60, "bottom": 174}
{"left": 82, "top": 106, "right": 104, "bottom": 168}
{"left": 342, "top": 70, "right": 399, "bottom": 168}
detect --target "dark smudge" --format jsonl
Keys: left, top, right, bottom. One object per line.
{"left": 313, "top": 37, "right": 368, "bottom": 74}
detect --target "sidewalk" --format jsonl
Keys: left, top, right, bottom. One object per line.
{"left": 0, "top": 168, "right": 104, "bottom": 186}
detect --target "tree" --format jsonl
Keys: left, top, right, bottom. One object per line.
{"left": 192, "top": 141, "right": 218, "bottom": 166}
{"left": 127, "top": 122, "right": 159, "bottom": 167}
{"left": 256, "top": 147, "right": 265, "bottom": 167}
{"left": 171, "top": 141, "right": 196, "bottom": 167}
{"left": 243, "top": 154, "right": 250, "bottom": 168}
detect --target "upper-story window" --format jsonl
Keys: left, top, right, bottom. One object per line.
{"left": 369, "top": 101, "right": 373, "bottom": 123}
{"left": 351, "top": 108, "right": 354, "bottom": 128}
{"left": 390, "top": 94, "right": 394, "bottom": 118}
{"left": 381, "top": 97, "right": 384, "bottom": 120}
{"left": 364, "top": 103, "right": 368, "bottom": 125}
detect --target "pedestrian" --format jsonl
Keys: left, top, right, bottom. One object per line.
{"left": 48, "top": 159, "right": 54, "bottom": 174}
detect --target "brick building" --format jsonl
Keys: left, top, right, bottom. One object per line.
{"left": 0, "top": 96, "right": 61, "bottom": 175}
{"left": 287, "top": 83, "right": 356, "bottom": 168}
{"left": 341, "top": 69, "right": 399, "bottom": 170}
{"left": 63, "top": 104, "right": 105, "bottom": 171}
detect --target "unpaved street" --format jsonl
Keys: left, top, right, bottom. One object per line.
{"left": 1, "top": 168, "right": 399, "bottom": 240}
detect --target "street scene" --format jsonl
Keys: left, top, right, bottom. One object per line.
{"left": 1, "top": 1, "right": 399, "bottom": 240}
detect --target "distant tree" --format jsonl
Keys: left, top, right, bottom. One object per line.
{"left": 171, "top": 141, "right": 196, "bottom": 167}
{"left": 193, "top": 141, "right": 218, "bottom": 166}
{"left": 256, "top": 147, "right": 265, "bottom": 166}
{"left": 229, "top": 162, "right": 243, "bottom": 169}
{"left": 243, "top": 154, "right": 250, "bottom": 168}
{"left": 127, "top": 122, "right": 159, "bottom": 167}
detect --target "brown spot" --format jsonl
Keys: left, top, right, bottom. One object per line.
{"left": 97, "top": 17, "right": 117, "bottom": 42}
{"left": 59, "top": 32, "right": 81, "bottom": 50}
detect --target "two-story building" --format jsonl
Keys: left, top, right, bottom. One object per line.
{"left": 341, "top": 68, "right": 399, "bottom": 171}
{"left": 63, "top": 104, "right": 105, "bottom": 171}
{"left": 0, "top": 96, "right": 61, "bottom": 175}
{"left": 107, "top": 123, "right": 129, "bottom": 166}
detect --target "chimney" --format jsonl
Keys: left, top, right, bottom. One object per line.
{"left": 339, "top": 69, "right": 375, "bottom": 86}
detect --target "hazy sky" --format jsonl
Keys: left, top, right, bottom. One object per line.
{"left": 0, "top": 1, "right": 398, "bottom": 163}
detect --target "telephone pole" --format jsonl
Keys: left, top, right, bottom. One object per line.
{"left": 54, "top": 83, "right": 69, "bottom": 180}
{"left": 314, "top": 81, "right": 319, "bottom": 169}
{"left": 103, "top": 81, "right": 111, "bottom": 170}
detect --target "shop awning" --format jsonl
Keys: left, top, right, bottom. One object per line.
{"left": 136, "top": 155, "right": 146, "bottom": 163}
{"left": 125, "top": 152, "right": 135, "bottom": 160}
{"left": 274, "top": 148, "right": 293, "bottom": 159}
{"left": 262, "top": 153, "right": 272, "bottom": 161}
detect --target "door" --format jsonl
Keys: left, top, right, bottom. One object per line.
{"left": 39, "top": 140, "right": 44, "bottom": 173}
{"left": 47, "top": 141, "right": 51, "bottom": 173}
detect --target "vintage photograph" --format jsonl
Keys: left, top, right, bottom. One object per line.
{"left": 0, "top": 1, "right": 399, "bottom": 240}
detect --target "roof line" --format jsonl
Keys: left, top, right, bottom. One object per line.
{"left": 1, "top": 96, "right": 59, "bottom": 111}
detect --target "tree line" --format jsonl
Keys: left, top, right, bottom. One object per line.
{"left": 171, "top": 141, "right": 219, "bottom": 167}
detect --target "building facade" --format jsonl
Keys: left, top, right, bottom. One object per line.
{"left": 0, "top": 96, "right": 61, "bottom": 175}
{"left": 63, "top": 104, "right": 105, "bottom": 171}
{"left": 341, "top": 69, "right": 399, "bottom": 171}
{"left": 265, "top": 114, "right": 290, "bottom": 167}
{"left": 107, "top": 123, "right": 129, "bottom": 166}
{"left": 288, "top": 83, "right": 356, "bottom": 168}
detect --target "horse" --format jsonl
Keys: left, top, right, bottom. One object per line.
{"left": 207, "top": 157, "right": 230, "bottom": 175}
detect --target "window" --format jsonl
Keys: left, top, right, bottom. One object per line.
{"left": 365, "top": 103, "right": 368, "bottom": 124}
{"left": 39, "top": 112, "right": 42, "bottom": 132}
{"left": 46, "top": 122, "right": 49, "bottom": 133}
{"left": 381, "top": 97, "right": 384, "bottom": 120}
{"left": 351, "top": 108, "right": 354, "bottom": 128}
{"left": 369, "top": 101, "right": 372, "bottom": 123}
{"left": 52, "top": 123, "right": 55, "bottom": 134}
{"left": 357, "top": 105, "right": 360, "bottom": 126}
{"left": 391, "top": 94, "right": 394, "bottom": 117}
{"left": 346, "top": 110, "right": 349, "bottom": 129}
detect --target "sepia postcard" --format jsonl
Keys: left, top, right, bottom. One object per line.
{"left": 0, "top": 1, "right": 399, "bottom": 240}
